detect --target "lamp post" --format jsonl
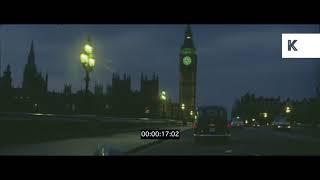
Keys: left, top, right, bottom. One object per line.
{"left": 263, "top": 112, "right": 268, "bottom": 118}
{"left": 80, "top": 37, "right": 95, "bottom": 95}
{"left": 181, "top": 103, "right": 185, "bottom": 111}
{"left": 285, "top": 106, "right": 291, "bottom": 114}
{"left": 284, "top": 105, "right": 293, "bottom": 124}
{"left": 181, "top": 103, "right": 186, "bottom": 125}
{"left": 262, "top": 112, "right": 268, "bottom": 125}
{"left": 160, "top": 91, "right": 167, "bottom": 118}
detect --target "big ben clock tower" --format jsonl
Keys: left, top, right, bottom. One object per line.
{"left": 179, "top": 25, "right": 197, "bottom": 121}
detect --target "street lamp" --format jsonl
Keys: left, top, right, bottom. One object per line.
{"left": 181, "top": 103, "right": 186, "bottom": 125}
{"left": 263, "top": 112, "right": 268, "bottom": 118}
{"left": 160, "top": 91, "right": 167, "bottom": 101}
{"left": 34, "top": 103, "right": 38, "bottom": 112}
{"left": 181, "top": 103, "right": 185, "bottom": 110}
{"left": 80, "top": 37, "right": 95, "bottom": 94}
{"left": 160, "top": 91, "right": 167, "bottom": 118}
{"left": 285, "top": 106, "right": 291, "bottom": 114}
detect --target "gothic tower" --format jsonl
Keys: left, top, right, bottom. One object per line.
{"left": 179, "top": 25, "right": 197, "bottom": 117}
{"left": 22, "top": 41, "right": 48, "bottom": 96}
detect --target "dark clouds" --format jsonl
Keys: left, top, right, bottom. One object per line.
{"left": 1, "top": 24, "right": 320, "bottom": 115}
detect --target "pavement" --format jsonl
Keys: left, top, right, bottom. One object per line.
{"left": 0, "top": 125, "right": 191, "bottom": 156}
{"left": 130, "top": 127, "right": 320, "bottom": 156}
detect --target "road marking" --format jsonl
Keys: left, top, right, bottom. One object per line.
{"left": 225, "top": 149, "right": 232, "bottom": 153}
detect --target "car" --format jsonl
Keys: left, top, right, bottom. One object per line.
{"left": 231, "top": 118, "right": 244, "bottom": 128}
{"left": 193, "top": 106, "right": 231, "bottom": 144}
{"left": 272, "top": 117, "right": 291, "bottom": 130}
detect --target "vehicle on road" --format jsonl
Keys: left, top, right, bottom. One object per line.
{"left": 272, "top": 117, "right": 291, "bottom": 130}
{"left": 193, "top": 106, "right": 231, "bottom": 144}
{"left": 231, "top": 118, "right": 244, "bottom": 128}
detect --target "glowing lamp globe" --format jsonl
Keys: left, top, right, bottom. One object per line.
{"left": 89, "top": 58, "right": 95, "bottom": 67}
{"left": 84, "top": 44, "right": 93, "bottom": 54}
{"left": 80, "top": 53, "right": 89, "bottom": 64}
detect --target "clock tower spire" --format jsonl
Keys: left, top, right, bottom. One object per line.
{"left": 182, "top": 24, "right": 195, "bottom": 49}
{"left": 179, "top": 25, "right": 197, "bottom": 123}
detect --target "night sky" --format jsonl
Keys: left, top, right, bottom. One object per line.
{"left": 1, "top": 24, "right": 320, "bottom": 115}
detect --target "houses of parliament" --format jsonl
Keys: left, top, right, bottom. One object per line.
{"left": 0, "top": 25, "right": 197, "bottom": 120}
{"left": 0, "top": 41, "right": 182, "bottom": 118}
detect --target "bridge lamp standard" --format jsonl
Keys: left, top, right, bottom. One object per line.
{"left": 80, "top": 37, "right": 95, "bottom": 94}
{"left": 285, "top": 106, "right": 291, "bottom": 114}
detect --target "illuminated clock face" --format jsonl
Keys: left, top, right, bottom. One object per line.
{"left": 183, "top": 56, "right": 192, "bottom": 66}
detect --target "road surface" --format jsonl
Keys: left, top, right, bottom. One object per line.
{"left": 131, "top": 127, "right": 320, "bottom": 156}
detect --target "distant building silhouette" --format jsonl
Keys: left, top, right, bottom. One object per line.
{"left": 94, "top": 83, "right": 104, "bottom": 96}
{"left": 140, "top": 72, "right": 159, "bottom": 117}
{"left": 0, "top": 42, "right": 171, "bottom": 118}
{"left": 110, "top": 73, "right": 132, "bottom": 115}
{"left": 111, "top": 73, "right": 131, "bottom": 96}
{"left": 22, "top": 41, "right": 48, "bottom": 96}
{"left": 64, "top": 84, "right": 72, "bottom": 96}
{"left": 0, "top": 65, "right": 14, "bottom": 111}
{"left": 107, "top": 72, "right": 160, "bottom": 117}
{"left": 0, "top": 65, "right": 12, "bottom": 92}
